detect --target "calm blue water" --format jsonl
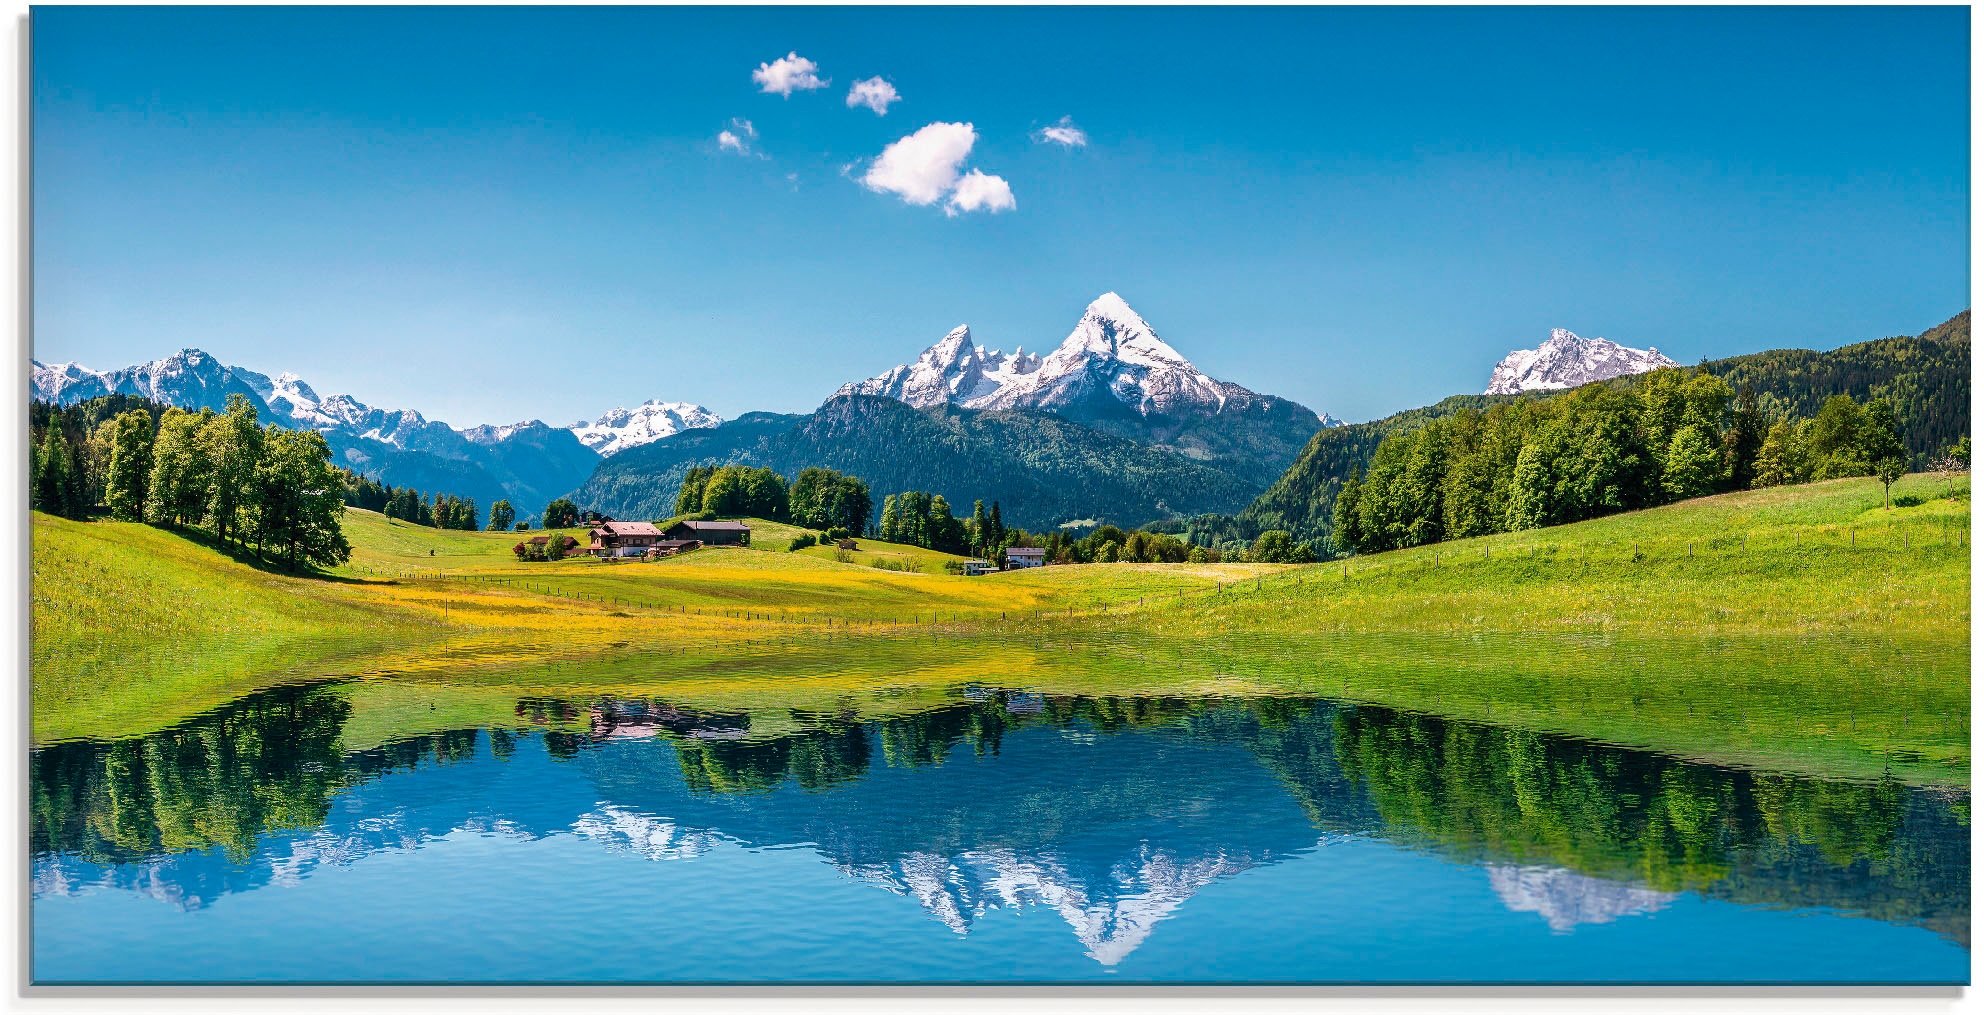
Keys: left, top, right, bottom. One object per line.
{"left": 30, "top": 684, "right": 1969, "bottom": 983}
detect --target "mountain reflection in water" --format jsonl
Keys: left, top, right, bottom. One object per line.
{"left": 30, "top": 681, "right": 1970, "bottom": 980}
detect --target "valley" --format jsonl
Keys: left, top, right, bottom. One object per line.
{"left": 31, "top": 473, "right": 1969, "bottom": 789}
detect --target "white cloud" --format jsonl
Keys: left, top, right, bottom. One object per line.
{"left": 1034, "top": 115, "right": 1088, "bottom": 148}
{"left": 716, "top": 118, "right": 758, "bottom": 155}
{"left": 945, "top": 169, "right": 1016, "bottom": 216}
{"left": 752, "top": 52, "right": 828, "bottom": 96}
{"left": 845, "top": 76, "right": 901, "bottom": 115}
{"left": 860, "top": 121, "right": 979, "bottom": 206}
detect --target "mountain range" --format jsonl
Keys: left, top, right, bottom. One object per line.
{"left": 575, "top": 294, "right": 1345, "bottom": 527}
{"left": 36, "top": 303, "right": 1966, "bottom": 536}
{"left": 30, "top": 351, "right": 720, "bottom": 522}
{"left": 32, "top": 294, "right": 1333, "bottom": 528}
{"left": 838, "top": 293, "right": 1342, "bottom": 488}
{"left": 1485, "top": 328, "right": 1678, "bottom": 395}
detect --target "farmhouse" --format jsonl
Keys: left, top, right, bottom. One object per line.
{"left": 1005, "top": 547, "right": 1047, "bottom": 568}
{"left": 588, "top": 521, "right": 664, "bottom": 558}
{"left": 666, "top": 519, "right": 752, "bottom": 546}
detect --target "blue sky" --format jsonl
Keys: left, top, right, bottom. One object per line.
{"left": 33, "top": 6, "right": 1969, "bottom": 427}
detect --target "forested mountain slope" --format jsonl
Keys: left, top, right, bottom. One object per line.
{"left": 1239, "top": 311, "right": 1970, "bottom": 542}
{"left": 571, "top": 396, "right": 1257, "bottom": 531}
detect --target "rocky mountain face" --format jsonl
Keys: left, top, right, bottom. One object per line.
{"left": 837, "top": 293, "right": 1337, "bottom": 488}
{"left": 1485, "top": 328, "right": 1678, "bottom": 395}
{"left": 30, "top": 350, "right": 601, "bottom": 521}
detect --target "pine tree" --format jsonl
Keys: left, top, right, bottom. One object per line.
{"left": 1723, "top": 385, "right": 1765, "bottom": 491}
{"left": 1331, "top": 475, "right": 1364, "bottom": 553}
{"left": 33, "top": 427, "right": 76, "bottom": 518}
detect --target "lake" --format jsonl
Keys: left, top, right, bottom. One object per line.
{"left": 30, "top": 677, "right": 1969, "bottom": 984}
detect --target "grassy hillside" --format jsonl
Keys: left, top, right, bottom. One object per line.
{"left": 32, "top": 476, "right": 1968, "bottom": 788}
{"left": 32, "top": 507, "right": 1272, "bottom": 741}
{"left": 1239, "top": 310, "right": 1970, "bottom": 542}
{"left": 1090, "top": 473, "right": 1969, "bottom": 785}
{"left": 31, "top": 516, "right": 446, "bottom": 741}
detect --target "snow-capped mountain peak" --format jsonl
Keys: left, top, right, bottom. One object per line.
{"left": 567, "top": 399, "right": 723, "bottom": 457}
{"left": 835, "top": 292, "right": 1259, "bottom": 422}
{"left": 1485, "top": 328, "right": 1678, "bottom": 395}
{"left": 1065, "top": 291, "right": 1192, "bottom": 370}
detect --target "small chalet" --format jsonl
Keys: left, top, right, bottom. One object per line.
{"left": 666, "top": 519, "right": 752, "bottom": 546}
{"left": 1005, "top": 547, "right": 1047, "bottom": 568}
{"left": 962, "top": 559, "right": 997, "bottom": 577}
{"left": 589, "top": 520, "right": 664, "bottom": 558}
{"left": 654, "top": 538, "right": 701, "bottom": 557}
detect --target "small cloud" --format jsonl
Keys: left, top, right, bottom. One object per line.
{"left": 752, "top": 52, "right": 828, "bottom": 97}
{"left": 716, "top": 118, "right": 759, "bottom": 155}
{"left": 861, "top": 121, "right": 979, "bottom": 206}
{"left": 1034, "top": 115, "right": 1088, "bottom": 148}
{"left": 946, "top": 169, "right": 1015, "bottom": 216}
{"left": 845, "top": 76, "right": 901, "bottom": 115}
{"left": 859, "top": 122, "right": 1016, "bottom": 217}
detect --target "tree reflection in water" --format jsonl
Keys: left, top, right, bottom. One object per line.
{"left": 30, "top": 682, "right": 1969, "bottom": 945}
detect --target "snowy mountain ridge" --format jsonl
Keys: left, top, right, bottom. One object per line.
{"left": 836, "top": 292, "right": 1340, "bottom": 427}
{"left": 1485, "top": 328, "right": 1678, "bottom": 395}
{"left": 29, "top": 349, "right": 719, "bottom": 458}
{"left": 569, "top": 401, "right": 725, "bottom": 457}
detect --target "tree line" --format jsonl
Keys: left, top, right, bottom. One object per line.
{"left": 673, "top": 465, "right": 791, "bottom": 521}
{"left": 339, "top": 471, "right": 487, "bottom": 531}
{"left": 342, "top": 471, "right": 556, "bottom": 534}
{"left": 1033, "top": 524, "right": 1314, "bottom": 565}
{"left": 32, "top": 394, "right": 352, "bottom": 571}
{"left": 875, "top": 488, "right": 1315, "bottom": 566}
{"left": 1332, "top": 369, "right": 1922, "bottom": 556}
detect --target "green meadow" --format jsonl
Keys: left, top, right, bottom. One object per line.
{"left": 31, "top": 473, "right": 1969, "bottom": 788}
